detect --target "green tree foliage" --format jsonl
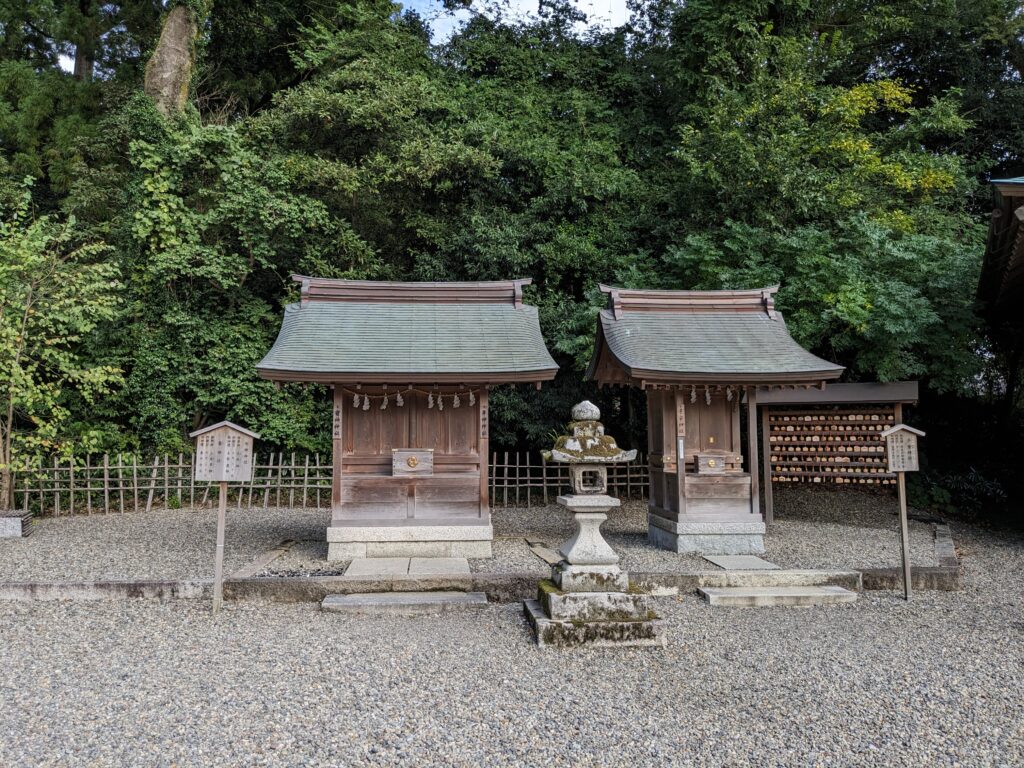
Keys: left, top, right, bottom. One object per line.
{"left": 0, "top": 0, "right": 1017, "bottom": 461}
{"left": 0, "top": 181, "right": 121, "bottom": 507}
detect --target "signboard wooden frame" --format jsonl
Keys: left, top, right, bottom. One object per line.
{"left": 189, "top": 421, "right": 260, "bottom": 614}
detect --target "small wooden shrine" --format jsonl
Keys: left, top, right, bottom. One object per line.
{"left": 257, "top": 276, "right": 558, "bottom": 559}
{"left": 586, "top": 285, "right": 844, "bottom": 554}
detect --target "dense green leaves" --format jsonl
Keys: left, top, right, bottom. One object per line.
{"left": 0, "top": 181, "right": 121, "bottom": 506}
{"left": 0, "top": 0, "right": 1017, "bottom": 465}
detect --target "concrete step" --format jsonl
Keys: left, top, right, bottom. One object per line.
{"left": 694, "top": 570, "right": 862, "bottom": 590}
{"left": 699, "top": 585, "right": 858, "bottom": 607}
{"left": 321, "top": 591, "right": 487, "bottom": 616}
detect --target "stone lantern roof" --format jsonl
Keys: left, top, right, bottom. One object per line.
{"left": 542, "top": 401, "right": 637, "bottom": 464}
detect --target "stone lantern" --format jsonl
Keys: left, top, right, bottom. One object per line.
{"left": 524, "top": 401, "right": 664, "bottom": 647}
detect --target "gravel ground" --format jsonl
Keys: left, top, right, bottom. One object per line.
{"left": 0, "top": 489, "right": 937, "bottom": 582}
{"left": 1, "top": 519, "right": 1020, "bottom": 767}
{"left": 767, "top": 488, "right": 938, "bottom": 568}
{"left": 0, "top": 507, "right": 329, "bottom": 582}
{"left": 493, "top": 489, "right": 938, "bottom": 571}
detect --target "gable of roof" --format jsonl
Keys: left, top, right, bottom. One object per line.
{"left": 257, "top": 277, "right": 558, "bottom": 384}
{"left": 189, "top": 421, "right": 261, "bottom": 440}
{"left": 587, "top": 285, "right": 844, "bottom": 385}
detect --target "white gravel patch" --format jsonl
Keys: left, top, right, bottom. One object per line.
{"left": 0, "top": 519, "right": 1020, "bottom": 767}
{"left": 0, "top": 507, "right": 329, "bottom": 582}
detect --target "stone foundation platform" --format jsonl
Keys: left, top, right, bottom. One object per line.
{"left": 326, "top": 523, "right": 492, "bottom": 560}
{"left": 647, "top": 514, "right": 765, "bottom": 555}
{"left": 524, "top": 597, "right": 666, "bottom": 648}
{"left": 525, "top": 572, "right": 665, "bottom": 648}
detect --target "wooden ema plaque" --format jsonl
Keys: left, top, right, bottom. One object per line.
{"left": 192, "top": 423, "right": 256, "bottom": 483}
{"left": 768, "top": 406, "right": 896, "bottom": 485}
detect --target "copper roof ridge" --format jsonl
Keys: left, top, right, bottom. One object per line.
{"left": 598, "top": 284, "right": 780, "bottom": 319}
{"left": 292, "top": 275, "right": 533, "bottom": 308}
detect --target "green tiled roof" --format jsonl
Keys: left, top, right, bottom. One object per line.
{"left": 257, "top": 301, "right": 558, "bottom": 381}
{"left": 599, "top": 309, "right": 843, "bottom": 379}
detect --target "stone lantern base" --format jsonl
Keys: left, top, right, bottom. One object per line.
{"left": 524, "top": 494, "right": 665, "bottom": 648}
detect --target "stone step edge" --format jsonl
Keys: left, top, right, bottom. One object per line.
{"left": 0, "top": 566, "right": 964, "bottom": 603}
{"left": 698, "top": 585, "right": 858, "bottom": 607}
{"left": 321, "top": 591, "right": 488, "bottom": 615}
{"left": 523, "top": 599, "right": 667, "bottom": 648}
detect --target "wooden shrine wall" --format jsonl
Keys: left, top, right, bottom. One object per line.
{"left": 767, "top": 405, "right": 896, "bottom": 486}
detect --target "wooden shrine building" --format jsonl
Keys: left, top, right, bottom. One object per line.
{"left": 257, "top": 276, "right": 558, "bottom": 559}
{"left": 586, "top": 285, "right": 844, "bottom": 554}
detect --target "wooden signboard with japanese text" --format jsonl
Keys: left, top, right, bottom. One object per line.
{"left": 884, "top": 429, "right": 920, "bottom": 473}
{"left": 193, "top": 424, "right": 255, "bottom": 483}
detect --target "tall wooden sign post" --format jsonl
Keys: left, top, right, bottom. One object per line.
{"left": 190, "top": 422, "right": 259, "bottom": 614}
{"left": 881, "top": 424, "right": 925, "bottom": 601}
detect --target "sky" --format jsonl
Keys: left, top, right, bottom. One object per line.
{"left": 401, "top": 0, "right": 630, "bottom": 42}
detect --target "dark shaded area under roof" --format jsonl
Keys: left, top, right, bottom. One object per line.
{"left": 979, "top": 177, "right": 1024, "bottom": 325}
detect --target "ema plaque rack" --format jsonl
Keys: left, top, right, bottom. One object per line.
{"left": 768, "top": 406, "right": 897, "bottom": 485}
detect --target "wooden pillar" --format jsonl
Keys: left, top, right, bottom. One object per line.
{"left": 331, "top": 386, "right": 343, "bottom": 514}
{"left": 674, "top": 389, "right": 686, "bottom": 519}
{"left": 478, "top": 388, "right": 489, "bottom": 517}
{"left": 747, "top": 386, "right": 760, "bottom": 518}
{"left": 761, "top": 406, "right": 773, "bottom": 524}
{"left": 645, "top": 389, "right": 657, "bottom": 511}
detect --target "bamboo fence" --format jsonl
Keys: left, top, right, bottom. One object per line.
{"left": 6, "top": 451, "right": 649, "bottom": 517}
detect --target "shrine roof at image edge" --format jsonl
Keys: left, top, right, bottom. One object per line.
{"left": 256, "top": 276, "right": 558, "bottom": 384}
{"left": 587, "top": 285, "right": 845, "bottom": 384}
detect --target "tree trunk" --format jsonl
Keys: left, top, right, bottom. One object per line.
{"left": 144, "top": 4, "right": 199, "bottom": 116}
{"left": 0, "top": 466, "right": 10, "bottom": 512}
{"left": 73, "top": 43, "right": 94, "bottom": 81}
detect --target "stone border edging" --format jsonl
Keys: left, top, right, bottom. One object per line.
{"left": 0, "top": 579, "right": 210, "bottom": 601}
{"left": 0, "top": 521, "right": 961, "bottom": 602}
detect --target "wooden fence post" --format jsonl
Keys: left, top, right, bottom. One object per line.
{"left": 132, "top": 455, "right": 139, "bottom": 512}
{"left": 145, "top": 457, "right": 159, "bottom": 513}
{"left": 302, "top": 454, "right": 310, "bottom": 508}
{"left": 85, "top": 455, "right": 93, "bottom": 515}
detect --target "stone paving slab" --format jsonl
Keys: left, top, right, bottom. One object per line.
{"left": 321, "top": 591, "right": 487, "bottom": 615}
{"left": 343, "top": 557, "right": 471, "bottom": 579}
{"left": 699, "top": 585, "right": 858, "bottom": 607}
{"left": 703, "top": 555, "right": 781, "bottom": 570}
{"left": 344, "top": 558, "right": 410, "bottom": 577}
{"left": 408, "top": 557, "right": 470, "bottom": 576}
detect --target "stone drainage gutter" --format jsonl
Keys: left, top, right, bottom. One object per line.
{"left": 0, "top": 564, "right": 959, "bottom": 603}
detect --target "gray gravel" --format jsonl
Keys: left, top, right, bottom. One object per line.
{"left": 1, "top": 488, "right": 939, "bottom": 582}
{"left": 260, "top": 540, "right": 349, "bottom": 577}
{"left": 0, "top": 507, "right": 329, "bottom": 582}
{"left": 767, "top": 488, "right": 938, "bottom": 568}
{"left": 471, "top": 537, "right": 550, "bottom": 574}
{"left": 494, "top": 489, "right": 939, "bottom": 571}
{"left": 1, "top": 519, "right": 1021, "bottom": 767}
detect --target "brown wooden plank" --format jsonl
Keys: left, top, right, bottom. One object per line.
{"left": 747, "top": 387, "right": 760, "bottom": 518}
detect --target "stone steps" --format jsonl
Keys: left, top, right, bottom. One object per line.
{"left": 691, "top": 569, "right": 862, "bottom": 590}
{"left": 321, "top": 591, "right": 488, "bottom": 616}
{"left": 698, "top": 585, "right": 858, "bottom": 607}
{"left": 524, "top": 599, "right": 666, "bottom": 648}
